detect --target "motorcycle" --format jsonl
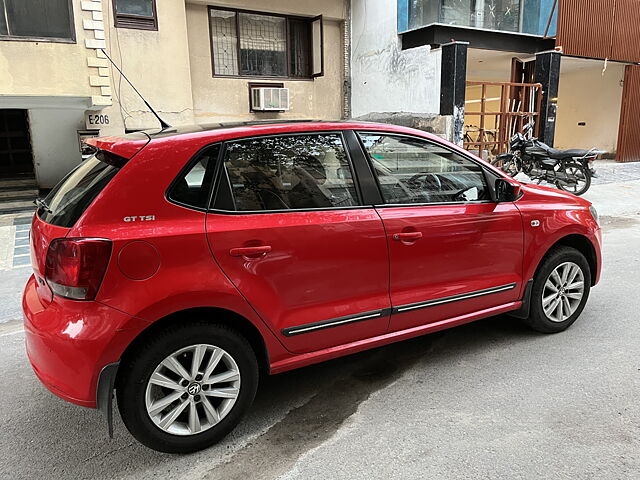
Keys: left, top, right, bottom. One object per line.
{"left": 492, "top": 125, "right": 601, "bottom": 196}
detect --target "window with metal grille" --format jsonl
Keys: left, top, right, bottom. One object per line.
{"left": 0, "top": 0, "right": 74, "bottom": 41}
{"left": 113, "top": 0, "right": 157, "bottom": 31}
{"left": 209, "top": 7, "right": 323, "bottom": 79}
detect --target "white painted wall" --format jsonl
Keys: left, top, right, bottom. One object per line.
{"left": 351, "top": 0, "right": 441, "bottom": 117}
{"left": 555, "top": 60, "right": 625, "bottom": 154}
{"left": 28, "top": 109, "right": 85, "bottom": 188}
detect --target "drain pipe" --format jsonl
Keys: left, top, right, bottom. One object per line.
{"left": 342, "top": 0, "right": 352, "bottom": 120}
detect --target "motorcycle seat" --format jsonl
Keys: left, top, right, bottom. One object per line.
{"left": 547, "top": 148, "right": 592, "bottom": 159}
{"left": 533, "top": 142, "right": 592, "bottom": 159}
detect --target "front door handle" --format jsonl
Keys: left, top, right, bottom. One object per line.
{"left": 229, "top": 246, "right": 272, "bottom": 257}
{"left": 392, "top": 232, "right": 423, "bottom": 242}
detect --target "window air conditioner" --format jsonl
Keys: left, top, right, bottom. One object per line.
{"left": 250, "top": 87, "right": 290, "bottom": 111}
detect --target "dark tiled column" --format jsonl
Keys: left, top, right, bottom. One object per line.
{"left": 535, "top": 50, "right": 561, "bottom": 146}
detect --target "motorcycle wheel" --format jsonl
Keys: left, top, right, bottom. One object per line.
{"left": 556, "top": 160, "right": 591, "bottom": 196}
{"left": 491, "top": 156, "right": 520, "bottom": 177}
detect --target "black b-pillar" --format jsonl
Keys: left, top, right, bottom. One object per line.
{"left": 440, "top": 41, "right": 469, "bottom": 146}
{"left": 535, "top": 50, "right": 561, "bottom": 146}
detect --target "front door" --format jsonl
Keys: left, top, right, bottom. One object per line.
{"left": 206, "top": 132, "right": 390, "bottom": 353}
{"left": 0, "top": 109, "right": 34, "bottom": 177}
{"left": 357, "top": 132, "right": 524, "bottom": 332}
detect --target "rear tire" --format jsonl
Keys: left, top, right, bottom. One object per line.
{"left": 117, "top": 323, "right": 259, "bottom": 453}
{"left": 522, "top": 246, "right": 591, "bottom": 334}
{"left": 557, "top": 160, "right": 591, "bottom": 196}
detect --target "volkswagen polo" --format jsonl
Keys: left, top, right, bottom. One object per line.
{"left": 23, "top": 121, "right": 602, "bottom": 453}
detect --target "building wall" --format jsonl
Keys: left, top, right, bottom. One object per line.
{"left": 28, "top": 109, "right": 86, "bottom": 188}
{"left": 98, "top": 0, "right": 195, "bottom": 134}
{"left": 351, "top": 0, "right": 441, "bottom": 119}
{"left": 0, "top": 3, "right": 92, "bottom": 100}
{"left": 185, "top": 2, "right": 345, "bottom": 123}
{"left": 555, "top": 61, "right": 625, "bottom": 154}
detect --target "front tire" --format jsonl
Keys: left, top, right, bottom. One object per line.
{"left": 523, "top": 246, "right": 591, "bottom": 333}
{"left": 116, "top": 323, "right": 259, "bottom": 453}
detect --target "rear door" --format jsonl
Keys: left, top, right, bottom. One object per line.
{"left": 206, "top": 132, "right": 390, "bottom": 354}
{"left": 357, "top": 132, "right": 524, "bottom": 332}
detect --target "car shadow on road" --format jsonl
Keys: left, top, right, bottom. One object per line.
{"left": 10, "top": 315, "right": 541, "bottom": 480}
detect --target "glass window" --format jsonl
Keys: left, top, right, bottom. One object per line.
{"left": 114, "top": 0, "right": 157, "bottom": 30}
{"left": 38, "top": 153, "right": 120, "bottom": 228}
{"left": 1, "top": 0, "right": 73, "bottom": 40}
{"left": 209, "top": 8, "right": 317, "bottom": 78}
{"left": 116, "top": 0, "right": 154, "bottom": 16}
{"left": 210, "top": 10, "right": 238, "bottom": 76}
{"left": 402, "top": 0, "right": 546, "bottom": 34}
{"left": 358, "top": 134, "right": 490, "bottom": 205}
{"left": 239, "top": 13, "right": 287, "bottom": 77}
{"left": 168, "top": 145, "right": 220, "bottom": 210}
{"left": 223, "top": 134, "right": 359, "bottom": 212}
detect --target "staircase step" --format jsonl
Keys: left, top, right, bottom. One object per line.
{"left": 0, "top": 198, "right": 36, "bottom": 209}
{"left": 0, "top": 184, "right": 39, "bottom": 193}
{"left": 0, "top": 178, "right": 38, "bottom": 189}
{"left": 0, "top": 190, "right": 38, "bottom": 200}
{"left": 0, "top": 205, "right": 36, "bottom": 216}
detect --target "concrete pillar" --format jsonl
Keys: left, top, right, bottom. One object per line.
{"left": 535, "top": 50, "right": 561, "bottom": 146}
{"left": 440, "top": 41, "right": 469, "bottom": 146}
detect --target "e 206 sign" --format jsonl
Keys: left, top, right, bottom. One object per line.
{"left": 85, "top": 113, "right": 110, "bottom": 129}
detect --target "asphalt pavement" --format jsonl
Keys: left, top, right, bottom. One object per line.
{"left": 1, "top": 168, "right": 639, "bottom": 480}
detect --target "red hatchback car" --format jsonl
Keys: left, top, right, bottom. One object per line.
{"left": 23, "top": 121, "right": 602, "bottom": 452}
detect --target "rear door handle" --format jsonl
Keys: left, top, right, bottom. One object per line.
{"left": 392, "top": 232, "right": 423, "bottom": 242}
{"left": 229, "top": 246, "right": 272, "bottom": 257}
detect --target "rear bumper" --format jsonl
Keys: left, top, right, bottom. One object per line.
{"left": 23, "top": 275, "right": 147, "bottom": 407}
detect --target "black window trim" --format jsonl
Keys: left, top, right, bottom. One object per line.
{"left": 0, "top": 0, "right": 76, "bottom": 43}
{"left": 165, "top": 143, "right": 224, "bottom": 213}
{"left": 207, "top": 5, "right": 319, "bottom": 81}
{"left": 113, "top": 0, "right": 158, "bottom": 31}
{"left": 355, "top": 130, "right": 502, "bottom": 209}
{"left": 209, "top": 131, "right": 367, "bottom": 216}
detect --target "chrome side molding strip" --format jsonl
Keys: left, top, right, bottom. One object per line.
{"left": 394, "top": 283, "right": 517, "bottom": 314}
{"left": 281, "top": 309, "right": 391, "bottom": 337}
{"left": 281, "top": 283, "right": 517, "bottom": 336}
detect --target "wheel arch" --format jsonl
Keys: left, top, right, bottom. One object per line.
{"left": 539, "top": 233, "right": 598, "bottom": 285}
{"left": 117, "top": 307, "right": 271, "bottom": 380}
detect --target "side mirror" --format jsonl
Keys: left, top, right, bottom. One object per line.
{"left": 495, "top": 178, "right": 522, "bottom": 202}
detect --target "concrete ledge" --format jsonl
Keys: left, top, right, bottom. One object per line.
{"left": 353, "top": 112, "right": 454, "bottom": 142}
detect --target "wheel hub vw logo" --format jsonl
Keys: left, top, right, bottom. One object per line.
{"left": 187, "top": 383, "right": 202, "bottom": 395}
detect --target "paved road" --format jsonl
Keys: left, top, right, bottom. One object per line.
{"left": 1, "top": 182, "right": 639, "bottom": 479}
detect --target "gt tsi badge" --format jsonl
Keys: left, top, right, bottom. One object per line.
{"left": 123, "top": 215, "right": 156, "bottom": 222}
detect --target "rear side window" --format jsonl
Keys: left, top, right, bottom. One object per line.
{"left": 38, "top": 153, "right": 120, "bottom": 228}
{"left": 168, "top": 145, "right": 220, "bottom": 210}
{"left": 221, "top": 133, "right": 359, "bottom": 212}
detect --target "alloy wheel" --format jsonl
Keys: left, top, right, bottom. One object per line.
{"left": 542, "top": 262, "right": 585, "bottom": 323}
{"left": 145, "top": 344, "right": 241, "bottom": 436}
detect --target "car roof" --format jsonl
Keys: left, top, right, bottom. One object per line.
{"left": 85, "top": 120, "right": 443, "bottom": 159}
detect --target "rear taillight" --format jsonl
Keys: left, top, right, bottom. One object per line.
{"left": 45, "top": 238, "right": 112, "bottom": 301}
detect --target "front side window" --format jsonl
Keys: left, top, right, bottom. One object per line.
{"left": 0, "top": 0, "right": 74, "bottom": 41}
{"left": 358, "top": 133, "right": 490, "bottom": 205}
{"left": 222, "top": 134, "right": 359, "bottom": 212}
{"left": 114, "top": 0, "right": 157, "bottom": 30}
{"left": 209, "top": 8, "right": 321, "bottom": 78}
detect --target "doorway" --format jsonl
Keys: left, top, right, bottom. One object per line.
{"left": 0, "top": 109, "right": 34, "bottom": 177}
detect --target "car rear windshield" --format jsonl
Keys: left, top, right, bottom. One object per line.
{"left": 38, "top": 152, "right": 122, "bottom": 228}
